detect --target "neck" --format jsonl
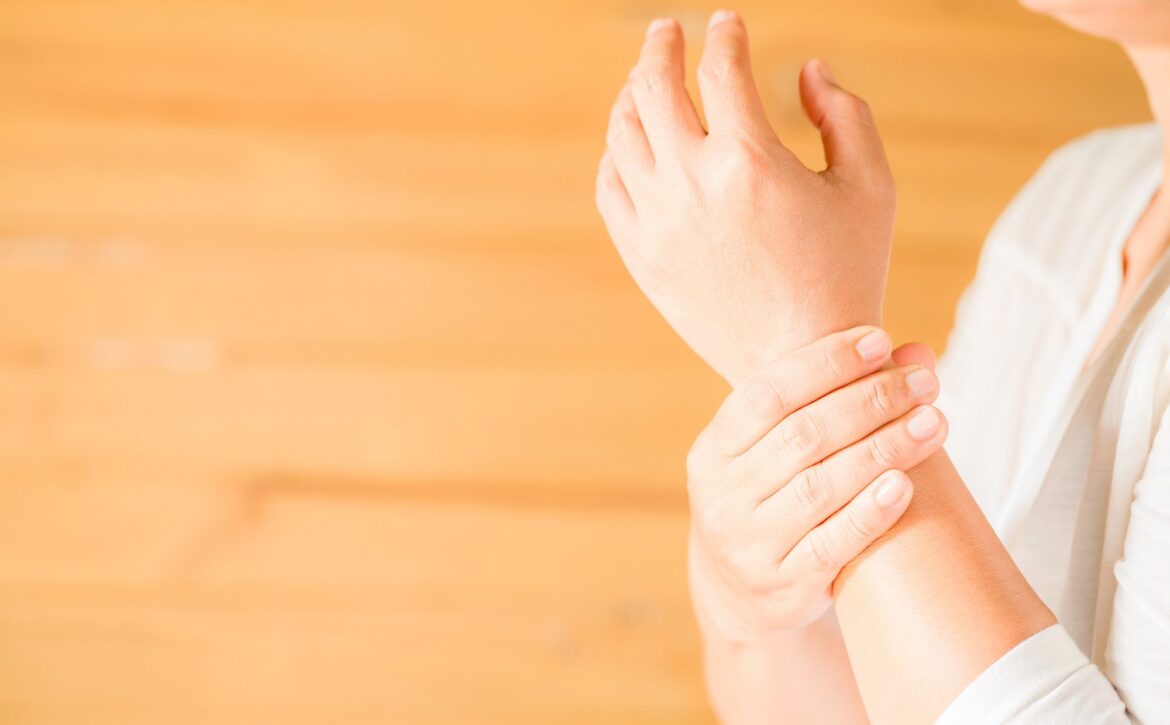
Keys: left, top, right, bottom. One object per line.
{"left": 1126, "top": 44, "right": 1170, "bottom": 182}
{"left": 1118, "top": 44, "right": 1170, "bottom": 269}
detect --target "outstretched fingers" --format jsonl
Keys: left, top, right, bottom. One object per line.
{"left": 697, "top": 10, "right": 772, "bottom": 138}
{"left": 628, "top": 18, "right": 705, "bottom": 158}
{"left": 605, "top": 82, "right": 654, "bottom": 193}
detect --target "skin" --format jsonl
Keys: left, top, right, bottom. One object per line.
{"left": 687, "top": 327, "right": 943, "bottom": 644}
{"left": 1086, "top": 44, "right": 1170, "bottom": 362}
{"left": 687, "top": 329, "right": 945, "bottom": 724}
{"left": 1019, "top": 0, "right": 1170, "bottom": 46}
{"left": 599, "top": 13, "right": 895, "bottom": 382}
{"left": 597, "top": 4, "right": 1170, "bottom": 722}
{"left": 1024, "top": 0, "right": 1170, "bottom": 365}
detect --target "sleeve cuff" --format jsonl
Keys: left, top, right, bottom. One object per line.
{"left": 936, "top": 624, "right": 1127, "bottom": 724}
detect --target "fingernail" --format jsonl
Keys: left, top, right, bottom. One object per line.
{"left": 647, "top": 17, "right": 675, "bottom": 36}
{"left": 874, "top": 473, "right": 907, "bottom": 508}
{"left": 708, "top": 9, "right": 739, "bottom": 29}
{"left": 816, "top": 59, "right": 836, "bottom": 84}
{"left": 855, "top": 329, "right": 891, "bottom": 363}
{"left": 907, "top": 407, "right": 941, "bottom": 441}
{"left": 906, "top": 368, "right": 937, "bottom": 397}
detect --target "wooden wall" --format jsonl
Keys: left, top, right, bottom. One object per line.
{"left": 0, "top": 1, "right": 1149, "bottom": 722}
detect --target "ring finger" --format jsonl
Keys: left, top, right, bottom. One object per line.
{"left": 734, "top": 364, "right": 939, "bottom": 499}
{"left": 605, "top": 83, "right": 655, "bottom": 194}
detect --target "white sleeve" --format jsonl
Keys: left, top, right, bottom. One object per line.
{"left": 936, "top": 625, "right": 1127, "bottom": 724}
{"left": 1100, "top": 398, "right": 1170, "bottom": 721}
{"left": 936, "top": 131, "right": 1107, "bottom": 421}
{"left": 939, "top": 401, "right": 1170, "bottom": 724}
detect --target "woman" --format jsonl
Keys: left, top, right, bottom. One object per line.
{"left": 596, "top": 3, "right": 1170, "bottom": 723}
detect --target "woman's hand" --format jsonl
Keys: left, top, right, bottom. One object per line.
{"left": 686, "top": 327, "right": 946, "bottom": 643}
{"left": 595, "top": 12, "right": 896, "bottom": 383}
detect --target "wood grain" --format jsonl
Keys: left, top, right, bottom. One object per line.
{"left": 0, "top": 0, "right": 1149, "bottom": 722}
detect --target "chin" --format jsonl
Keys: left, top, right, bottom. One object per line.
{"left": 1020, "top": 0, "right": 1170, "bottom": 45}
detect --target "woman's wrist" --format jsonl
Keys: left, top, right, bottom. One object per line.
{"left": 832, "top": 449, "right": 1055, "bottom": 723}
{"left": 721, "top": 311, "right": 884, "bottom": 387}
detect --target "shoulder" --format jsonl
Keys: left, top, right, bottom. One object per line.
{"left": 1040, "top": 123, "right": 1161, "bottom": 179}
{"left": 961, "top": 123, "right": 1163, "bottom": 309}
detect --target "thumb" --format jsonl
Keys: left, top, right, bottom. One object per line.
{"left": 892, "top": 342, "right": 937, "bottom": 371}
{"left": 798, "top": 59, "right": 891, "bottom": 182}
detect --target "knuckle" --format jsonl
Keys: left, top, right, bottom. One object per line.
{"left": 724, "top": 133, "right": 770, "bottom": 170}
{"left": 704, "top": 136, "right": 773, "bottom": 198}
{"left": 867, "top": 432, "right": 902, "bottom": 469}
{"left": 842, "top": 508, "right": 874, "bottom": 544}
{"left": 604, "top": 126, "right": 623, "bottom": 152}
{"left": 864, "top": 377, "right": 897, "bottom": 418}
{"left": 791, "top": 467, "right": 830, "bottom": 513}
{"left": 595, "top": 164, "right": 617, "bottom": 195}
{"left": 743, "top": 373, "right": 790, "bottom": 417}
{"left": 805, "top": 532, "right": 837, "bottom": 572}
{"left": 777, "top": 413, "right": 821, "bottom": 459}
{"left": 632, "top": 63, "right": 670, "bottom": 97}
{"left": 819, "top": 345, "right": 847, "bottom": 381}
{"left": 693, "top": 500, "right": 726, "bottom": 539}
{"left": 604, "top": 121, "right": 622, "bottom": 148}
{"left": 605, "top": 110, "right": 637, "bottom": 148}
{"left": 602, "top": 172, "right": 622, "bottom": 196}
{"left": 697, "top": 53, "right": 741, "bottom": 85}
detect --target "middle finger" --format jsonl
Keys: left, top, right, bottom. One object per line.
{"left": 628, "top": 17, "right": 705, "bottom": 158}
{"left": 734, "top": 364, "right": 938, "bottom": 491}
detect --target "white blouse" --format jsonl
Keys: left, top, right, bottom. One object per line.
{"left": 935, "top": 123, "right": 1170, "bottom": 723}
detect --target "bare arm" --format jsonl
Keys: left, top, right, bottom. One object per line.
{"left": 697, "top": 360, "right": 1052, "bottom": 724}
{"left": 695, "top": 398, "right": 1052, "bottom": 725}
{"left": 701, "top": 612, "right": 868, "bottom": 725}
{"left": 834, "top": 452, "right": 1054, "bottom": 723}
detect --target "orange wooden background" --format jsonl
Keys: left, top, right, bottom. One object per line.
{"left": 0, "top": 1, "right": 1149, "bottom": 723}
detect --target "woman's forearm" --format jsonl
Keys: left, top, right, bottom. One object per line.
{"left": 832, "top": 450, "right": 1055, "bottom": 723}
{"left": 697, "top": 395, "right": 1053, "bottom": 725}
{"left": 706, "top": 341, "right": 1052, "bottom": 723}
{"left": 687, "top": 330, "right": 953, "bottom": 725}
{"left": 701, "top": 611, "right": 868, "bottom": 725}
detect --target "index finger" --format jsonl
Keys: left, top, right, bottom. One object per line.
{"left": 702, "top": 326, "right": 893, "bottom": 456}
